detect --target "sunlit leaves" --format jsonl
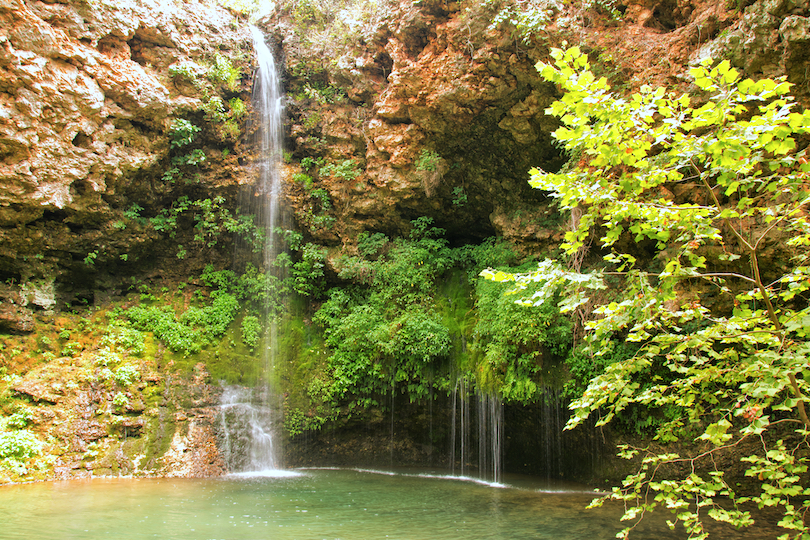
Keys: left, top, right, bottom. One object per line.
{"left": 488, "top": 46, "right": 810, "bottom": 539}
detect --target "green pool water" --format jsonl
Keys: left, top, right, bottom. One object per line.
{"left": 0, "top": 468, "right": 778, "bottom": 539}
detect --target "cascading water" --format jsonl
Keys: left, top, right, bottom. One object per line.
{"left": 219, "top": 386, "right": 278, "bottom": 471}
{"left": 448, "top": 377, "right": 504, "bottom": 484}
{"left": 217, "top": 25, "right": 286, "bottom": 474}
{"left": 477, "top": 392, "right": 504, "bottom": 483}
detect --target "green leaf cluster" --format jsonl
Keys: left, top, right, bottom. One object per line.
{"left": 488, "top": 46, "right": 810, "bottom": 538}
{"left": 314, "top": 219, "right": 456, "bottom": 400}
{"left": 207, "top": 54, "right": 241, "bottom": 92}
{"left": 0, "top": 408, "right": 44, "bottom": 476}
{"left": 125, "top": 292, "right": 240, "bottom": 355}
{"left": 474, "top": 262, "right": 574, "bottom": 401}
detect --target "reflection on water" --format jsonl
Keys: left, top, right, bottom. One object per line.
{"left": 0, "top": 469, "right": 779, "bottom": 539}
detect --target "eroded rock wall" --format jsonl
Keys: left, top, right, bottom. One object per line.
{"left": 268, "top": 0, "right": 569, "bottom": 252}
{"left": 6, "top": 354, "right": 224, "bottom": 483}
{"left": 263, "top": 0, "right": 809, "bottom": 262}
{"left": 0, "top": 0, "right": 251, "bottom": 330}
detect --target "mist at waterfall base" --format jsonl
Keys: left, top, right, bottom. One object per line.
{"left": 216, "top": 26, "right": 286, "bottom": 475}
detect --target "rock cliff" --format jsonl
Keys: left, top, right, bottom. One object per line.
{"left": 2, "top": 0, "right": 808, "bottom": 328}
{"left": 0, "top": 0, "right": 250, "bottom": 331}
{"left": 263, "top": 0, "right": 810, "bottom": 258}
{"left": 0, "top": 0, "right": 809, "bottom": 483}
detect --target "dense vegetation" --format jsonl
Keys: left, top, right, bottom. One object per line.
{"left": 486, "top": 47, "right": 810, "bottom": 539}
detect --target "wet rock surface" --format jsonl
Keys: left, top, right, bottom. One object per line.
{"left": 2, "top": 355, "right": 224, "bottom": 484}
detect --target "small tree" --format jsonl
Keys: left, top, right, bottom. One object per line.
{"left": 483, "top": 47, "right": 810, "bottom": 539}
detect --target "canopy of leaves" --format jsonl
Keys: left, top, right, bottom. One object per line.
{"left": 483, "top": 47, "right": 810, "bottom": 539}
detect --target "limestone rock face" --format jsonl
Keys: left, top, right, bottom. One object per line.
{"left": 7, "top": 355, "right": 225, "bottom": 483}
{"left": 272, "top": 0, "right": 568, "bottom": 250}
{"left": 0, "top": 0, "right": 249, "bottom": 329}
{"left": 696, "top": 0, "right": 810, "bottom": 101}
{"left": 270, "top": 0, "right": 796, "bottom": 254}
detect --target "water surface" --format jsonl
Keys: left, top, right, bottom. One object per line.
{"left": 0, "top": 468, "right": 777, "bottom": 539}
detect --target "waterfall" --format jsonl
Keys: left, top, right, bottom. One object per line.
{"left": 477, "top": 392, "right": 503, "bottom": 483}
{"left": 219, "top": 386, "right": 278, "bottom": 471}
{"left": 249, "top": 24, "right": 284, "bottom": 263}
{"left": 217, "top": 25, "right": 286, "bottom": 474}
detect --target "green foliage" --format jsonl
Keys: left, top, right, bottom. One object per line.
{"left": 124, "top": 291, "right": 239, "bottom": 355}
{"left": 240, "top": 314, "right": 262, "bottom": 349}
{"left": 202, "top": 96, "right": 227, "bottom": 123}
{"left": 283, "top": 0, "right": 383, "bottom": 73}
{"left": 5, "top": 408, "right": 34, "bottom": 430}
{"left": 0, "top": 406, "right": 43, "bottom": 476}
{"left": 168, "top": 61, "right": 200, "bottom": 82}
{"left": 310, "top": 214, "right": 336, "bottom": 229}
{"left": 478, "top": 0, "right": 559, "bottom": 45}
{"left": 284, "top": 376, "right": 338, "bottom": 437}
{"left": 202, "top": 96, "right": 245, "bottom": 140}
{"left": 414, "top": 149, "right": 440, "bottom": 172}
{"left": 320, "top": 159, "right": 360, "bottom": 181}
{"left": 480, "top": 0, "right": 621, "bottom": 46}
{"left": 168, "top": 119, "right": 200, "bottom": 149}
{"left": 309, "top": 187, "right": 332, "bottom": 210}
{"left": 474, "top": 264, "right": 572, "bottom": 401}
{"left": 0, "top": 430, "right": 42, "bottom": 460}
{"left": 563, "top": 342, "right": 635, "bottom": 398}
{"left": 293, "top": 243, "right": 328, "bottom": 297}
{"left": 101, "top": 324, "right": 146, "bottom": 356}
{"left": 301, "top": 82, "right": 346, "bottom": 104}
{"left": 112, "top": 392, "right": 129, "bottom": 409}
{"left": 274, "top": 227, "right": 304, "bottom": 251}
{"left": 145, "top": 194, "right": 265, "bottom": 253}
{"left": 84, "top": 251, "right": 98, "bottom": 266}
{"left": 200, "top": 263, "right": 290, "bottom": 319}
{"left": 150, "top": 196, "right": 190, "bottom": 236}
{"left": 357, "top": 231, "right": 389, "bottom": 258}
{"left": 164, "top": 119, "right": 206, "bottom": 184}
{"left": 314, "top": 218, "right": 458, "bottom": 401}
{"left": 485, "top": 47, "right": 810, "bottom": 538}
{"left": 207, "top": 54, "right": 241, "bottom": 92}
{"left": 193, "top": 196, "right": 256, "bottom": 248}
{"left": 303, "top": 112, "right": 322, "bottom": 129}
{"left": 61, "top": 341, "right": 81, "bottom": 357}
{"left": 123, "top": 204, "right": 145, "bottom": 222}
{"left": 305, "top": 183, "right": 335, "bottom": 231}
{"left": 451, "top": 186, "right": 468, "bottom": 207}
{"left": 451, "top": 237, "right": 520, "bottom": 286}
{"left": 114, "top": 364, "right": 140, "bottom": 386}
{"left": 217, "top": 0, "right": 261, "bottom": 15}
{"left": 228, "top": 97, "right": 247, "bottom": 119}
{"left": 293, "top": 172, "right": 314, "bottom": 189}
{"left": 300, "top": 156, "right": 324, "bottom": 171}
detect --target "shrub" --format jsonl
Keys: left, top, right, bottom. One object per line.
{"left": 241, "top": 314, "right": 262, "bottom": 349}
{"left": 114, "top": 364, "right": 140, "bottom": 386}
{"left": 0, "top": 429, "right": 43, "bottom": 460}
{"left": 320, "top": 159, "right": 360, "bottom": 181}
{"left": 484, "top": 47, "right": 810, "bottom": 538}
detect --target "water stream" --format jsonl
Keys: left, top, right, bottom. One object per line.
{"left": 217, "top": 25, "right": 286, "bottom": 474}
{"left": 218, "top": 386, "right": 279, "bottom": 472}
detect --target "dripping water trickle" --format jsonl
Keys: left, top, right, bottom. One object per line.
{"left": 448, "top": 377, "right": 503, "bottom": 484}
